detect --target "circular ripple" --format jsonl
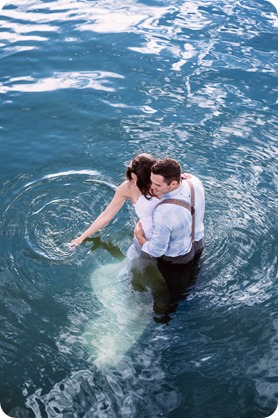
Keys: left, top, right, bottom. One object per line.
{"left": 2, "top": 170, "right": 117, "bottom": 263}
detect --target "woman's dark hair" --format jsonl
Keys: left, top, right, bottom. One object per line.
{"left": 126, "top": 153, "right": 156, "bottom": 196}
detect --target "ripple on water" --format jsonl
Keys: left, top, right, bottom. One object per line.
{"left": 1, "top": 170, "right": 117, "bottom": 264}
{"left": 198, "top": 159, "right": 277, "bottom": 312}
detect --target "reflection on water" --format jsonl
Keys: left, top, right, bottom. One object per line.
{"left": 0, "top": 0, "right": 278, "bottom": 416}
{"left": 1, "top": 72, "right": 125, "bottom": 93}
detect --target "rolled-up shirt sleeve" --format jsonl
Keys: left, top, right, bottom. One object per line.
{"left": 141, "top": 208, "right": 172, "bottom": 257}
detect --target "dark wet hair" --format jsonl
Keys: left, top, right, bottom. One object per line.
{"left": 126, "top": 153, "right": 156, "bottom": 196}
{"left": 151, "top": 158, "right": 181, "bottom": 185}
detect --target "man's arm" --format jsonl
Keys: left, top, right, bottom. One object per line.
{"left": 135, "top": 210, "right": 172, "bottom": 258}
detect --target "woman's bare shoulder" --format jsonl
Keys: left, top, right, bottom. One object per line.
{"left": 117, "top": 180, "right": 133, "bottom": 196}
{"left": 118, "top": 180, "right": 140, "bottom": 203}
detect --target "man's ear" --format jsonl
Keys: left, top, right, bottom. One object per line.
{"left": 170, "top": 180, "right": 178, "bottom": 189}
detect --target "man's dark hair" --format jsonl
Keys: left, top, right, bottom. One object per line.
{"left": 151, "top": 158, "right": 181, "bottom": 185}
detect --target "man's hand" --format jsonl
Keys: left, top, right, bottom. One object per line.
{"left": 134, "top": 221, "right": 147, "bottom": 246}
{"left": 181, "top": 172, "right": 191, "bottom": 180}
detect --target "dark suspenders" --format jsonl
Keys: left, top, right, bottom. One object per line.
{"left": 156, "top": 178, "right": 196, "bottom": 242}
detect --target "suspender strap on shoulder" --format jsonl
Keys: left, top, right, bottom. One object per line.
{"left": 156, "top": 178, "right": 196, "bottom": 242}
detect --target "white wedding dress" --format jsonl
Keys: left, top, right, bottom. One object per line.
{"left": 84, "top": 195, "right": 162, "bottom": 367}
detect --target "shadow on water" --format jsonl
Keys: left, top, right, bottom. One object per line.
{"left": 86, "top": 236, "right": 126, "bottom": 262}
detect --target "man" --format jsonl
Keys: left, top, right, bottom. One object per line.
{"left": 135, "top": 158, "right": 205, "bottom": 266}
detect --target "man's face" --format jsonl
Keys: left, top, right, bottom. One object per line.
{"left": 151, "top": 173, "right": 177, "bottom": 196}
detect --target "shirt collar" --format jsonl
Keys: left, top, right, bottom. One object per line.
{"left": 163, "top": 182, "right": 184, "bottom": 199}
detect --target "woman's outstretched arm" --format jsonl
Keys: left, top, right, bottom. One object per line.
{"left": 70, "top": 182, "right": 128, "bottom": 248}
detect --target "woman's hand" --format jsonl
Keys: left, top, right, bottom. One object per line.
{"left": 181, "top": 172, "right": 191, "bottom": 180}
{"left": 69, "top": 236, "right": 84, "bottom": 249}
{"left": 68, "top": 182, "right": 129, "bottom": 251}
{"left": 134, "top": 221, "right": 147, "bottom": 246}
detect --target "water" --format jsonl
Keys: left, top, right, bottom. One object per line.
{"left": 0, "top": 0, "right": 277, "bottom": 416}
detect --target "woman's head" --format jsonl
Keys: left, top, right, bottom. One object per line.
{"left": 126, "top": 153, "right": 156, "bottom": 196}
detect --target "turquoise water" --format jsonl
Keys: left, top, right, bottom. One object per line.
{"left": 0, "top": 0, "right": 278, "bottom": 416}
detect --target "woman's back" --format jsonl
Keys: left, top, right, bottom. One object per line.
{"left": 133, "top": 195, "right": 160, "bottom": 240}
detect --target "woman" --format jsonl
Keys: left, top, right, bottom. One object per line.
{"left": 70, "top": 153, "right": 161, "bottom": 251}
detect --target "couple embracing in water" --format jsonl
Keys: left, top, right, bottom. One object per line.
{"left": 71, "top": 153, "right": 205, "bottom": 268}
